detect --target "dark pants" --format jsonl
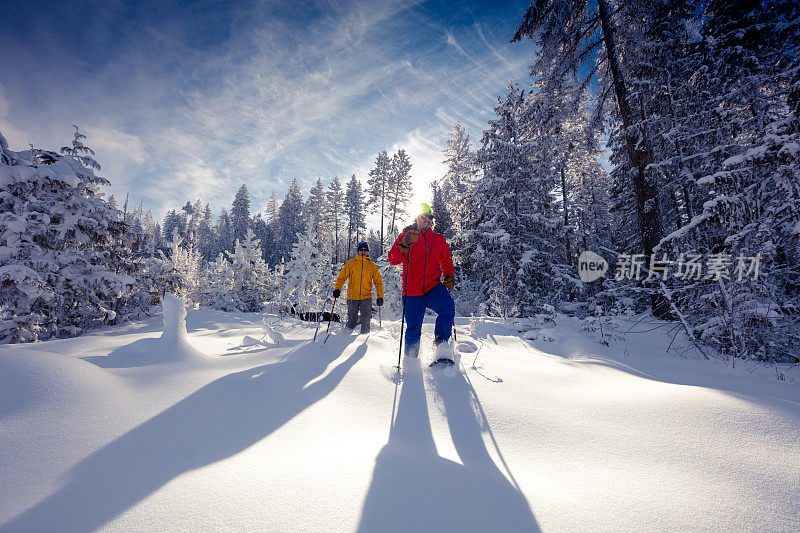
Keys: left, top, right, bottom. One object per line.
{"left": 346, "top": 298, "right": 372, "bottom": 333}
{"left": 403, "top": 283, "right": 454, "bottom": 357}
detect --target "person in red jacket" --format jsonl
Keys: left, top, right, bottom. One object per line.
{"left": 388, "top": 203, "right": 456, "bottom": 360}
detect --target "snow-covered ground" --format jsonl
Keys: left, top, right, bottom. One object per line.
{"left": 1, "top": 305, "right": 799, "bottom": 532}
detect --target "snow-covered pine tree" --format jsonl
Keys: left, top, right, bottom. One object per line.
{"left": 327, "top": 176, "right": 344, "bottom": 264}
{"left": 283, "top": 225, "right": 333, "bottom": 315}
{"left": 367, "top": 151, "right": 392, "bottom": 257}
{"left": 467, "top": 82, "right": 566, "bottom": 315}
{"left": 366, "top": 229, "right": 382, "bottom": 261}
{"left": 386, "top": 149, "right": 413, "bottom": 246}
{"left": 142, "top": 210, "right": 158, "bottom": 256}
{"left": 276, "top": 179, "right": 305, "bottom": 262}
{"left": 523, "top": 77, "right": 612, "bottom": 302}
{"left": 60, "top": 125, "right": 101, "bottom": 171}
{"left": 158, "top": 229, "right": 201, "bottom": 305}
{"left": 0, "top": 129, "right": 143, "bottom": 342}
{"left": 215, "top": 207, "right": 234, "bottom": 257}
{"left": 153, "top": 222, "right": 163, "bottom": 252}
{"left": 430, "top": 181, "right": 453, "bottom": 240}
{"left": 654, "top": 0, "right": 800, "bottom": 362}
{"left": 513, "top": 0, "right": 669, "bottom": 317}
{"left": 266, "top": 189, "right": 279, "bottom": 222}
{"left": 304, "top": 177, "right": 329, "bottom": 240}
{"left": 197, "top": 253, "right": 236, "bottom": 311}
{"left": 196, "top": 203, "right": 216, "bottom": 262}
{"left": 441, "top": 120, "right": 478, "bottom": 240}
{"left": 162, "top": 209, "right": 184, "bottom": 251}
{"left": 231, "top": 184, "right": 251, "bottom": 248}
{"left": 251, "top": 213, "right": 275, "bottom": 264}
{"left": 224, "top": 228, "right": 270, "bottom": 312}
{"left": 181, "top": 201, "right": 195, "bottom": 240}
{"left": 344, "top": 174, "right": 366, "bottom": 258}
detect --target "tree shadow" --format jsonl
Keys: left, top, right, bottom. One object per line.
{"left": 357, "top": 360, "right": 540, "bottom": 532}
{"left": 1, "top": 337, "right": 366, "bottom": 532}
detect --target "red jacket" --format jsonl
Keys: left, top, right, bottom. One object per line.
{"left": 388, "top": 226, "right": 455, "bottom": 297}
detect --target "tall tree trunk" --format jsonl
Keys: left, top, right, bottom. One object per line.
{"left": 389, "top": 178, "right": 400, "bottom": 245}
{"left": 334, "top": 204, "right": 339, "bottom": 264}
{"left": 347, "top": 219, "right": 352, "bottom": 258}
{"left": 379, "top": 179, "right": 385, "bottom": 257}
{"left": 597, "top": 0, "right": 670, "bottom": 319}
{"left": 561, "top": 165, "right": 571, "bottom": 258}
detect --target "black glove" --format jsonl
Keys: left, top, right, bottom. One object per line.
{"left": 376, "top": 297, "right": 383, "bottom": 306}
{"left": 443, "top": 275, "right": 455, "bottom": 290}
{"left": 332, "top": 289, "right": 341, "bottom": 298}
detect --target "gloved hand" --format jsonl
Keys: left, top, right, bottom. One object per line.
{"left": 332, "top": 289, "right": 341, "bottom": 298}
{"left": 376, "top": 297, "right": 384, "bottom": 307}
{"left": 443, "top": 275, "right": 455, "bottom": 290}
{"left": 401, "top": 230, "right": 420, "bottom": 248}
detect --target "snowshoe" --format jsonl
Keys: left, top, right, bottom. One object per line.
{"left": 430, "top": 336, "right": 457, "bottom": 368}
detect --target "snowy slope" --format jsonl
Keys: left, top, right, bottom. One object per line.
{"left": 1, "top": 309, "right": 799, "bottom": 532}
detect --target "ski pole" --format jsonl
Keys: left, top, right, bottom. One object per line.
{"left": 397, "top": 250, "right": 411, "bottom": 369}
{"left": 448, "top": 287, "right": 458, "bottom": 343}
{"left": 378, "top": 305, "right": 382, "bottom": 328}
{"left": 323, "top": 297, "right": 338, "bottom": 344}
{"left": 326, "top": 297, "right": 338, "bottom": 334}
{"left": 313, "top": 292, "right": 331, "bottom": 342}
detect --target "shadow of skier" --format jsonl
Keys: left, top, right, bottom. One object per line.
{"left": 1, "top": 337, "right": 366, "bottom": 533}
{"left": 357, "top": 360, "right": 540, "bottom": 532}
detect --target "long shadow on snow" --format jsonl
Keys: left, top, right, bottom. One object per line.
{"left": 0, "top": 335, "right": 366, "bottom": 533}
{"left": 357, "top": 359, "right": 540, "bottom": 532}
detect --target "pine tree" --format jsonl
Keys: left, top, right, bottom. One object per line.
{"left": 158, "top": 229, "right": 202, "bottom": 305}
{"left": 327, "top": 176, "right": 345, "bottom": 264}
{"left": 386, "top": 150, "right": 413, "bottom": 250}
{"left": 514, "top": 0, "right": 669, "bottom": 317}
{"left": 266, "top": 189, "right": 279, "bottom": 222}
{"left": 153, "top": 222, "right": 163, "bottom": 252}
{"left": 345, "top": 174, "right": 366, "bottom": 258}
{"left": 198, "top": 253, "right": 236, "bottom": 310}
{"left": 653, "top": 0, "right": 800, "bottom": 361}
{"left": 283, "top": 225, "right": 333, "bottom": 314}
{"left": 60, "top": 125, "right": 101, "bottom": 171}
{"left": 162, "top": 209, "right": 184, "bottom": 250}
{"left": 225, "top": 228, "right": 270, "bottom": 312}
{"left": 367, "top": 151, "right": 392, "bottom": 256}
{"left": 441, "top": 120, "right": 478, "bottom": 239}
{"left": 196, "top": 203, "right": 216, "bottom": 262}
{"left": 304, "top": 178, "right": 329, "bottom": 239}
{"left": 468, "top": 82, "right": 566, "bottom": 315}
{"left": 431, "top": 182, "right": 453, "bottom": 240}
{"left": 215, "top": 208, "right": 234, "bottom": 256}
{"left": 276, "top": 179, "right": 305, "bottom": 262}
{"left": 231, "top": 184, "right": 251, "bottom": 247}
{"left": 0, "top": 130, "right": 144, "bottom": 342}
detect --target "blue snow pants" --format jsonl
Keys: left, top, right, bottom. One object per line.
{"left": 403, "top": 283, "right": 455, "bottom": 357}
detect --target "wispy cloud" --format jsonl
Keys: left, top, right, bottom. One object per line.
{"left": 0, "top": 0, "right": 533, "bottom": 219}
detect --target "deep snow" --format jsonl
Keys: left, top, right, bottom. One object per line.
{"left": 1, "top": 307, "right": 799, "bottom": 532}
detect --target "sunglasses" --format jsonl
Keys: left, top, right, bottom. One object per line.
{"left": 420, "top": 214, "right": 435, "bottom": 221}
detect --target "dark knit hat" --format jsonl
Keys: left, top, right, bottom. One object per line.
{"left": 357, "top": 242, "right": 369, "bottom": 251}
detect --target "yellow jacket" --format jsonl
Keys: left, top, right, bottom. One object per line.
{"left": 335, "top": 255, "right": 384, "bottom": 300}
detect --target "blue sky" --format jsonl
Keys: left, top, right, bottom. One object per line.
{"left": 0, "top": 0, "right": 535, "bottom": 219}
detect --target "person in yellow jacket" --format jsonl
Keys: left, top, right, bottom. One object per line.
{"left": 333, "top": 242, "right": 384, "bottom": 334}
